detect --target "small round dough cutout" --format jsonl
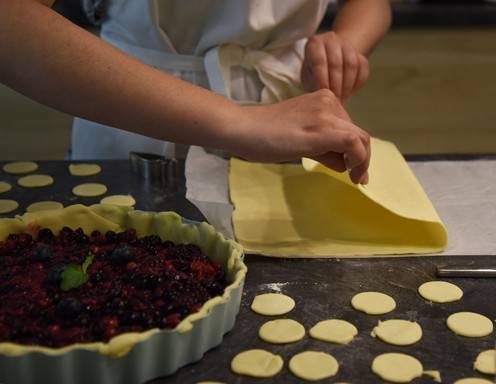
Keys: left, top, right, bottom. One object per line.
{"left": 289, "top": 351, "right": 339, "bottom": 381}
{"left": 418, "top": 281, "right": 463, "bottom": 303}
{"left": 454, "top": 379, "right": 494, "bottom": 384}
{"left": 69, "top": 163, "right": 101, "bottom": 176}
{"left": 259, "top": 319, "right": 305, "bottom": 344}
{"left": 0, "top": 199, "right": 18, "bottom": 214}
{"left": 26, "top": 201, "right": 64, "bottom": 213}
{"left": 447, "top": 312, "right": 493, "bottom": 338}
{"left": 372, "top": 353, "right": 423, "bottom": 383}
{"left": 231, "top": 349, "right": 283, "bottom": 378}
{"left": 73, "top": 183, "right": 108, "bottom": 197}
{"left": 309, "top": 319, "right": 358, "bottom": 344}
{"left": 0, "top": 181, "right": 11, "bottom": 194}
{"left": 351, "top": 291, "right": 396, "bottom": 315}
{"left": 3, "top": 161, "right": 38, "bottom": 174}
{"left": 474, "top": 349, "right": 496, "bottom": 375}
{"left": 18, "top": 174, "right": 54, "bottom": 188}
{"left": 251, "top": 293, "right": 295, "bottom": 316}
{"left": 100, "top": 194, "right": 136, "bottom": 207}
{"left": 372, "top": 319, "right": 423, "bottom": 346}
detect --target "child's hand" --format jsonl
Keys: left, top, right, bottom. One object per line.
{"left": 301, "top": 31, "right": 369, "bottom": 101}
{"left": 232, "top": 90, "right": 370, "bottom": 185}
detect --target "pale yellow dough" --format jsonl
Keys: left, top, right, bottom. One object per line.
{"left": 371, "top": 353, "right": 423, "bottom": 383}
{"left": 474, "top": 349, "right": 496, "bottom": 375}
{"left": 309, "top": 319, "right": 358, "bottom": 344}
{"left": 0, "top": 182, "right": 11, "bottom": 194}
{"left": 258, "top": 319, "right": 305, "bottom": 344}
{"left": 72, "top": 183, "right": 108, "bottom": 197}
{"left": 371, "top": 319, "right": 422, "bottom": 346}
{"left": 289, "top": 351, "right": 339, "bottom": 381}
{"left": 196, "top": 382, "right": 225, "bottom": 384}
{"left": 251, "top": 293, "right": 295, "bottom": 316}
{"left": 0, "top": 200, "right": 19, "bottom": 214}
{"left": 100, "top": 195, "right": 136, "bottom": 207}
{"left": 26, "top": 201, "right": 64, "bottom": 213}
{"left": 231, "top": 349, "right": 283, "bottom": 378}
{"left": 447, "top": 312, "right": 494, "bottom": 337}
{"left": 18, "top": 174, "right": 53, "bottom": 188}
{"left": 3, "top": 161, "right": 38, "bottom": 174}
{"left": 351, "top": 291, "right": 396, "bottom": 315}
{"left": 418, "top": 281, "right": 463, "bottom": 303}
{"left": 454, "top": 378, "right": 494, "bottom": 384}
{"left": 69, "top": 163, "right": 101, "bottom": 176}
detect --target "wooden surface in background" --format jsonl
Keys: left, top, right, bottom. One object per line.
{"left": 1, "top": 28, "right": 496, "bottom": 159}
{"left": 349, "top": 28, "right": 496, "bottom": 154}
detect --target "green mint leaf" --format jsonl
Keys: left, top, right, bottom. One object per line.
{"left": 60, "top": 254, "right": 94, "bottom": 291}
{"left": 82, "top": 254, "right": 94, "bottom": 274}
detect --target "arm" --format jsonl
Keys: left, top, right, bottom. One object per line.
{"left": 0, "top": 0, "right": 370, "bottom": 184}
{"left": 302, "top": 0, "right": 391, "bottom": 100}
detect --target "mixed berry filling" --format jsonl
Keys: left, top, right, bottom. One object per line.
{"left": 0, "top": 227, "right": 226, "bottom": 348}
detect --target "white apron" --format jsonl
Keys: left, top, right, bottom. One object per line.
{"left": 71, "top": 0, "right": 330, "bottom": 159}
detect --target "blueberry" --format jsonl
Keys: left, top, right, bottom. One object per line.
{"left": 37, "top": 228, "right": 54, "bottom": 241}
{"left": 57, "top": 297, "right": 82, "bottom": 319}
{"left": 111, "top": 246, "right": 134, "bottom": 266}
{"left": 32, "top": 244, "right": 52, "bottom": 262}
{"left": 47, "top": 264, "right": 65, "bottom": 284}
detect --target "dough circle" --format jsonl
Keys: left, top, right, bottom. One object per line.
{"left": 72, "top": 183, "right": 108, "bottom": 197}
{"left": 371, "top": 353, "right": 423, "bottom": 383}
{"left": 18, "top": 174, "right": 54, "bottom": 188}
{"left": 100, "top": 194, "right": 136, "bottom": 207}
{"left": 68, "top": 163, "right": 101, "bottom": 176}
{"left": 0, "top": 200, "right": 19, "bottom": 214}
{"left": 258, "top": 319, "right": 305, "bottom": 344}
{"left": 0, "top": 181, "right": 12, "bottom": 194}
{"left": 372, "top": 319, "right": 423, "bottom": 346}
{"left": 418, "top": 281, "right": 463, "bottom": 303}
{"left": 289, "top": 351, "right": 339, "bottom": 381}
{"left": 454, "top": 379, "right": 494, "bottom": 384}
{"left": 26, "top": 201, "right": 64, "bottom": 213}
{"left": 251, "top": 293, "right": 295, "bottom": 316}
{"left": 474, "top": 349, "right": 496, "bottom": 375}
{"left": 447, "top": 312, "right": 493, "bottom": 338}
{"left": 3, "top": 161, "right": 38, "bottom": 174}
{"left": 309, "top": 319, "right": 358, "bottom": 344}
{"left": 351, "top": 291, "right": 396, "bottom": 315}
{"left": 230, "top": 349, "right": 283, "bottom": 378}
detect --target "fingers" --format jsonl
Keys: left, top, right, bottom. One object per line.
{"left": 311, "top": 152, "right": 346, "bottom": 173}
{"left": 341, "top": 41, "right": 360, "bottom": 101}
{"left": 324, "top": 34, "right": 343, "bottom": 100}
{"left": 303, "top": 37, "right": 329, "bottom": 91}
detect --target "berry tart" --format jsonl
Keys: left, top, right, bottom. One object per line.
{"left": 0, "top": 204, "right": 246, "bottom": 384}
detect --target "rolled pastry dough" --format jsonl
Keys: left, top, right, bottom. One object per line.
{"left": 73, "top": 183, "right": 107, "bottom": 197}
{"left": 26, "top": 201, "right": 64, "bottom": 213}
{"left": 258, "top": 319, "right": 305, "bottom": 344}
{"left": 474, "top": 349, "right": 496, "bottom": 375}
{"left": 18, "top": 174, "right": 53, "bottom": 188}
{"left": 69, "top": 163, "right": 101, "bottom": 176}
{"left": 289, "top": 351, "right": 339, "bottom": 381}
{"left": 447, "top": 312, "right": 493, "bottom": 337}
{"left": 231, "top": 349, "right": 283, "bottom": 378}
{"left": 3, "top": 161, "right": 38, "bottom": 174}
{"left": 418, "top": 281, "right": 463, "bottom": 303}
{"left": 309, "top": 319, "right": 358, "bottom": 344}
{"left": 100, "top": 195, "right": 136, "bottom": 207}
{"left": 371, "top": 319, "right": 422, "bottom": 346}
{"left": 371, "top": 353, "right": 423, "bottom": 383}
{"left": 454, "top": 379, "right": 493, "bottom": 384}
{"left": 351, "top": 291, "right": 396, "bottom": 315}
{"left": 0, "top": 182, "right": 11, "bottom": 194}
{"left": 0, "top": 200, "right": 18, "bottom": 214}
{"left": 251, "top": 293, "right": 295, "bottom": 316}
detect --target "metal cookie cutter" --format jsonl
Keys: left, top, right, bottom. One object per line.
{"left": 130, "top": 152, "right": 178, "bottom": 192}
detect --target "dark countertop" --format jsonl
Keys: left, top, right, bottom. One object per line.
{"left": 0, "top": 158, "right": 495, "bottom": 384}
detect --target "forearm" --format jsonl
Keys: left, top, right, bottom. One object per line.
{"left": 333, "top": 0, "right": 391, "bottom": 56}
{"left": 0, "top": 1, "right": 239, "bottom": 150}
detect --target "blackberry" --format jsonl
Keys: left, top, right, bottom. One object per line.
{"left": 105, "top": 231, "right": 118, "bottom": 244}
{"left": 90, "top": 230, "right": 101, "bottom": 238}
{"left": 37, "top": 228, "right": 54, "bottom": 241}
{"left": 57, "top": 297, "right": 82, "bottom": 319}
{"left": 111, "top": 246, "right": 134, "bottom": 266}
{"left": 47, "top": 264, "right": 65, "bottom": 284}
{"left": 32, "top": 244, "right": 52, "bottom": 262}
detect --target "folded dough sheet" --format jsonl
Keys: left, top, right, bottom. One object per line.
{"left": 229, "top": 138, "right": 447, "bottom": 257}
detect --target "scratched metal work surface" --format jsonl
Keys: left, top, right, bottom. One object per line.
{"left": 0, "top": 159, "right": 494, "bottom": 383}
